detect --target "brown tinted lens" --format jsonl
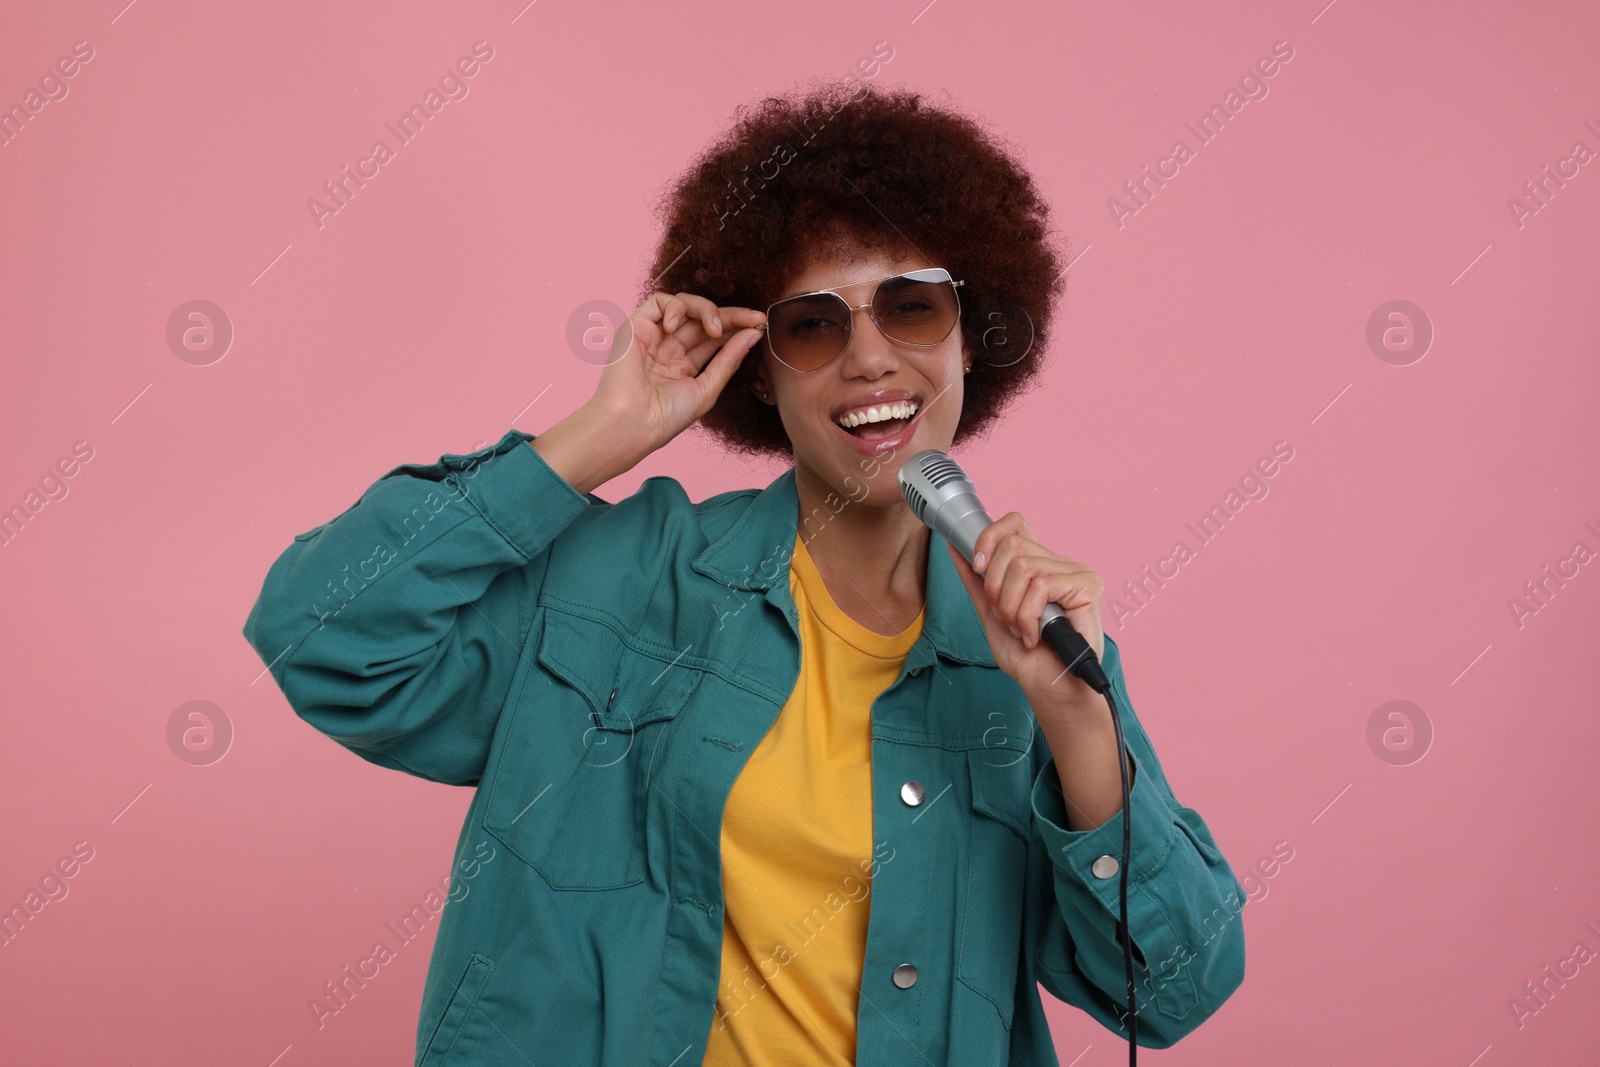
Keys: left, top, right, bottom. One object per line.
{"left": 872, "top": 276, "right": 959, "bottom": 345}
{"left": 767, "top": 292, "right": 850, "bottom": 371}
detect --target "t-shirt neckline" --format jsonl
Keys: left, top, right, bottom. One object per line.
{"left": 789, "top": 532, "right": 925, "bottom": 660}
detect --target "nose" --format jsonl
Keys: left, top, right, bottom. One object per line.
{"left": 838, "top": 303, "right": 900, "bottom": 376}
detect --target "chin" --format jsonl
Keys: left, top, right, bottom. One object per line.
{"left": 837, "top": 465, "right": 910, "bottom": 510}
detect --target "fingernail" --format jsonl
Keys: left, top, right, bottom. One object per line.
{"left": 1009, "top": 624, "right": 1021, "bottom": 639}
{"left": 713, "top": 315, "right": 722, "bottom": 331}
{"left": 974, "top": 550, "right": 986, "bottom": 569}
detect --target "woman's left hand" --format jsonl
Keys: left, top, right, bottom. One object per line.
{"left": 947, "top": 511, "right": 1106, "bottom": 712}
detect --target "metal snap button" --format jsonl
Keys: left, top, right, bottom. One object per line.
{"left": 892, "top": 963, "right": 918, "bottom": 989}
{"left": 900, "top": 781, "right": 926, "bottom": 807}
{"left": 1092, "top": 855, "right": 1119, "bottom": 879}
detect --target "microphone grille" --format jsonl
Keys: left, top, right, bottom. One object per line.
{"left": 902, "top": 480, "right": 928, "bottom": 522}
{"left": 900, "top": 450, "right": 970, "bottom": 524}
{"left": 921, "top": 454, "right": 967, "bottom": 491}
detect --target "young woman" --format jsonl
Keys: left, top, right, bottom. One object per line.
{"left": 244, "top": 80, "right": 1245, "bottom": 1066}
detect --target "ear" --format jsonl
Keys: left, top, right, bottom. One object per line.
{"left": 747, "top": 354, "right": 774, "bottom": 403}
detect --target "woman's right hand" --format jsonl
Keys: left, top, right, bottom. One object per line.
{"left": 585, "top": 291, "right": 767, "bottom": 457}
{"left": 531, "top": 292, "right": 766, "bottom": 497}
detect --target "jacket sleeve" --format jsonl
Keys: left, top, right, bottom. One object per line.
{"left": 241, "top": 428, "right": 593, "bottom": 786}
{"left": 1026, "top": 632, "right": 1246, "bottom": 1048}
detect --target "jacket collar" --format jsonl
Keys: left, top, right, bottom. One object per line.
{"left": 692, "top": 465, "right": 996, "bottom": 669}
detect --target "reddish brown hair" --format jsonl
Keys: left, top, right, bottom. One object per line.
{"left": 642, "top": 78, "right": 1068, "bottom": 461}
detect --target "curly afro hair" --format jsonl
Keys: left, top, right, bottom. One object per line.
{"left": 640, "top": 77, "right": 1069, "bottom": 463}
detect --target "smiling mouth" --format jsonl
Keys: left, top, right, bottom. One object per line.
{"left": 834, "top": 400, "right": 920, "bottom": 440}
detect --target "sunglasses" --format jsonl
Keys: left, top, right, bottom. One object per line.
{"left": 756, "top": 267, "right": 966, "bottom": 373}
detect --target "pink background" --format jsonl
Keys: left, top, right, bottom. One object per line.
{"left": 3, "top": 0, "right": 1597, "bottom": 1063}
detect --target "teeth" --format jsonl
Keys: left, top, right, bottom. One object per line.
{"left": 836, "top": 400, "right": 919, "bottom": 429}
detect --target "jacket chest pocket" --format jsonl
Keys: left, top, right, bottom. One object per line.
{"left": 482, "top": 610, "right": 702, "bottom": 890}
{"left": 957, "top": 748, "right": 1033, "bottom": 1031}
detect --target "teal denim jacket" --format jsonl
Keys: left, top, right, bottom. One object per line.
{"left": 242, "top": 428, "right": 1246, "bottom": 1066}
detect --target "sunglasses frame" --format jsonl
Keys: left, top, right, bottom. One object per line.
{"left": 755, "top": 267, "right": 966, "bottom": 374}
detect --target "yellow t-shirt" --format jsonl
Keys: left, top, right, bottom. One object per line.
{"left": 702, "top": 532, "right": 925, "bottom": 1066}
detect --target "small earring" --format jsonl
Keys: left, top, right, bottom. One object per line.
{"left": 964, "top": 365, "right": 971, "bottom": 374}
{"left": 762, "top": 391, "right": 770, "bottom": 399}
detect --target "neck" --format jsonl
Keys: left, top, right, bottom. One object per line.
{"left": 792, "top": 458, "right": 930, "bottom": 609}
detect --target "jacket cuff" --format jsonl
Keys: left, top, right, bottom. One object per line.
{"left": 378, "top": 428, "right": 590, "bottom": 560}
{"left": 1030, "top": 747, "right": 1177, "bottom": 910}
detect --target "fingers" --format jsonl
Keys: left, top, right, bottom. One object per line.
{"left": 948, "top": 540, "right": 1021, "bottom": 646}
{"left": 634, "top": 293, "right": 718, "bottom": 365}
{"left": 659, "top": 292, "right": 722, "bottom": 336}
{"left": 993, "top": 547, "right": 1073, "bottom": 644}
{"left": 1014, "top": 570, "right": 1079, "bottom": 647}
{"left": 677, "top": 309, "right": 767, "bottom": 374}
{"left": 981, "top": 527, "right": 1034, "bottom": 639}
{"left": 995, "top": 552, "right": 1048, "bottom": 640}
{"left": 639, "top": 291, "right": 763, "bottom": 331}
{"left": 641, "top": 293, "right": 766, "bottom": 370}
{"left": 1015, "top": 575, "right": 1052, "bottom": 646}
{"left": 690, "top": 325, "right": 766, "bottom": 404}
{"left": 676, "top": 306, "right": 765, "bottom": 350}
{"left": 971, "top": 511, "right": 1033, "bottom": 571}
{"left": 721, "top": 306, "right": 768, "bottom": 329}
{"left": 974, "top": 516, "right": 1093, "bottom": 646}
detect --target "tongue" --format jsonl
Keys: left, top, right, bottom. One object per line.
{"left": 855, "top": 416, "right": 910, "bottom": 440}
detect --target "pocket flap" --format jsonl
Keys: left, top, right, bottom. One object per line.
{"left": 535, "top": 611, "right": 699, "bottom": 729}
{"left": 967, "top": 750, "right": 1033, "bottom": 840}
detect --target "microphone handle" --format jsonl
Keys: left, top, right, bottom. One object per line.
{"left": 1040, "top": 606, "right": 1111, "bottom": 694}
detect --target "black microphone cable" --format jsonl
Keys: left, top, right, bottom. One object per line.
{"left": 1038, "top": 616, "right": 1138, "bottom": 1064}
